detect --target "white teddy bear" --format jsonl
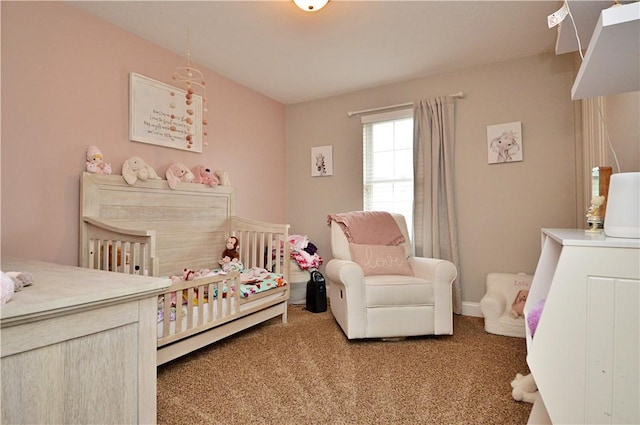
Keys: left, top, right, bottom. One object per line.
{"left": 1, "top": 271, "right": 34, "bottom": 305}
{"left": 511, "top": 372, "right": 538, "bottom": 404}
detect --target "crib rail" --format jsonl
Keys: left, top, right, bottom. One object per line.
{"left": 82, "top": 216, "right": 158, "bottom": 276}
{"left": 158, "top": 271, "right": 243, "bottom": 347}
{"left": 230, "top": 216, "right": 291, "bottom": 280}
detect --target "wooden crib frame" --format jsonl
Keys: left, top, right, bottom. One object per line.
{"left": 79, "top": 172, "right": 290, "bottom": 365}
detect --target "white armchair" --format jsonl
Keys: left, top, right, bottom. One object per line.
{"left": 325, "top": 213, "right": 457, "bottom": 339}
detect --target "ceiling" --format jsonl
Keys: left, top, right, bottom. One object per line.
{"left": 70, "top": 1, "right": 570, "bottom": 105}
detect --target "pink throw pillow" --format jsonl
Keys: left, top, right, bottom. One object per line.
{"left": 349, "top": 244, "right": 413, "bottom": 276}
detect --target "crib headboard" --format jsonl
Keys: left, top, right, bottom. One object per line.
{"left": 80, "top": 172, "right": 236, "bottom": 277}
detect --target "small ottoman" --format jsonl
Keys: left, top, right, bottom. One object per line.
{"left": 480, "top": 272, "right": 533, "bottom": 338}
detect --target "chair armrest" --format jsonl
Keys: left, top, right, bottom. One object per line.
{"left": 325, "top": 259, "right": 367, "bottom": 338}
{"left": 409, "top": 257, "right": 456, "bottom": 333}
{"left": 325, "top": 259, "right": 364, "bottom": 288}
{"left": 479, "top": 292, "right": 506, "bottom": 319}
{"left": 480, "top": 277, "right": 522, "bottom": 319}
{"left": 408, "top": 257, "right": 457, "bottom": 287}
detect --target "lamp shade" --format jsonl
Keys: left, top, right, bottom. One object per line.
{"left": 604, "top": 172, "right": 640, "bottom": 238}
{"left": 293, "top": 0, "right": 329, "bottom": 12}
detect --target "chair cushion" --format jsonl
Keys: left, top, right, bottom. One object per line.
{"left": 349, "top": 244, "right": 413, "bottom": 276}
{"left": 364, "top": 275, "right": 434, "bottom": 307}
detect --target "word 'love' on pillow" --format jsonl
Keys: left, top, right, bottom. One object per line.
{"left": 349, "top": 244, "right": 413, "bottom": 276}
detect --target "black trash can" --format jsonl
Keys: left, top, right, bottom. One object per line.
{"left": 306, "top": 269, "right": 327, "bottom": 313}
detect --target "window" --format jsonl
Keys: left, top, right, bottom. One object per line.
{"left": 362, "top": 108, "right": 414, "bottom": 235}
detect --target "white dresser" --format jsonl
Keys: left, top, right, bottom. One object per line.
{"left": 525, "top": 229, "right": 640, "bottom": 424}
{"left": 0, "top": 257, "right": 170, "bottom": 425}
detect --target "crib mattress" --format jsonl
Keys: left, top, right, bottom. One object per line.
{"left": 157, "top": 270, "right": 286, "bottom": 338}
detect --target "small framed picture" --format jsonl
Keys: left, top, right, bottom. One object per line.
{"left": 487, "top": 121, "right": 523, "bottom": 164}
{"left": 311, "top": 145, "right": 333, "bottom": 177}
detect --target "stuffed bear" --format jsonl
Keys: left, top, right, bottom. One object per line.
{"left": 511, "top": 373, "right": 538, "bottom": 404}
{"left": 1, "top": 271, "right": 34, "bottom": 305}
{"left": 191, "top": 165, "right": 220, "bottom": 187}
{"left": 122, "top": 157, "right": 161, "bottom": 185}
{"left": 166, "top": 162, "right": 194, "bottom": 189}
{"left": 86, "top": 145, "right": 112, "bottom": 174}
{"left": 5, "top": 271, "right": 34, "bottom": 290}
{"left": 1, "top": 272, "right": 15, "bottom": 305}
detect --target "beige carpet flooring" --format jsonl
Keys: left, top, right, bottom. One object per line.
{"left": 157, "top": 305, "right": 532, "bottom": 424}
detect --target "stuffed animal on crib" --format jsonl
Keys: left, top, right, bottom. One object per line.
{"left": 220, "top": 258, "right": 243, "bottom": 273}
{"left": 511, "top": 372, "right": 538, "bottom": 404}
{"left": 1, "top": 271, "right": 34, "bottom": 305}
{"left": 86, "top": 145, "right": 112, "bottom": 174}
{"left": 122, "top": 157, "right": 161, "bottom": 185}
{"left": 182, "top": 268, "right": 198, "bottom": 281}
{"left": 183, "top": 268, "right": 216, "bottom": 280}
{"left": 215, "top": 170, "right": 231, "bottom": 186}
{"left": 219, "top": 236, "right": 240, "bottom": 265}
{"left": 191, "top": 165, "right": 220, "bottom": 187}
{"left": 166, "top": 162, "right": 194, "bottom": 189}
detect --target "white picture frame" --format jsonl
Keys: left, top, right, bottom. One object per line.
{"left": 129, "top": 72, "right": 203, "bottom": 153}
{"left": 487, "top": 121, "right": 523, "bottom": 164}
{"left": 311, "top": 145, "right": 333, "bottom": 177}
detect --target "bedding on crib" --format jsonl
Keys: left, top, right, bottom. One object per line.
{"left": 157, "top": 268, "right": 287, "bottom": 342}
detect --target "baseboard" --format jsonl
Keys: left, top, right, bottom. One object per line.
{"left": 461, "top": 301, "right": 482, "bottom": 317}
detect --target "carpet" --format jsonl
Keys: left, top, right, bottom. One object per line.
{"left": 157, "top": 305, "right": 532, "bottom": 424}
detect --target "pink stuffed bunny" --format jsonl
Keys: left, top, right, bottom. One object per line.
{"left": 166, "top": 162, "right": 194, "bottom": 189}
{"left": 191, "top": 165, "right": 220, "bottom": 187}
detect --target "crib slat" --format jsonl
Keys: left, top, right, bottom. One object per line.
{"left": 163, "top": 293, "right": 171, "bottom": 338}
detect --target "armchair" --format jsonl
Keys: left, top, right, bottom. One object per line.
{"left": 325, "top": 212, "right": 457, "bottom": 339}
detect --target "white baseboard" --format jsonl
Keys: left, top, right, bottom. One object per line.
{"left": 461, "top": 301, "right": 482, "bottom": 317}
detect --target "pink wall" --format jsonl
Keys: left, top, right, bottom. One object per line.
{"left": 1, "top": 2, "right": 286, "bottom": 266}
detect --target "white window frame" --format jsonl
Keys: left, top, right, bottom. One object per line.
{"left": 362, "top": 108, "right": 414, "bottom": 235}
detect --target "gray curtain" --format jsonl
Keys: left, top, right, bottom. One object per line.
{"left": 413, "top": 96, "right": 461, "bottom": 313}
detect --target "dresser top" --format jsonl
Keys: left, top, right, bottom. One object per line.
{"left": 542, "top": 228, "right": 640, "bottom": 249}
{"left": 1, "top": 257, "right": 171, "bottom": 324}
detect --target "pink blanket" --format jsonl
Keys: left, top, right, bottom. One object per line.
{"left": 327, "top": 211, "right": 405, "bottom": 246}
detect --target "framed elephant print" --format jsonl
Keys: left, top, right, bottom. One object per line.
{"left": 487, "top": 121, "right": 523, "bottom": 164}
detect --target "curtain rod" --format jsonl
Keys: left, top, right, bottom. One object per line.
{"left": 347, "top": 91, "right": 464, "bottom": 117}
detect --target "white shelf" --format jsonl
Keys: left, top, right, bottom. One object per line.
{"left": 525, "top": 228, "right": 640, "bottom": 424}
{"left": 571, "top": 2, "right": 640, "bottom": 99}
{"left": 555, "top": 1, "right": 613, "bottom": 55}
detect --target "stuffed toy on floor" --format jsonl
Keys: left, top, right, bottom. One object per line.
{"left": 511, "top": 372, "right": 538, "bottom": 404}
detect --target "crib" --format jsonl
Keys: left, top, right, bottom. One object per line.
{"left": 79, "top": 172, "right": 290, "bottom": 365}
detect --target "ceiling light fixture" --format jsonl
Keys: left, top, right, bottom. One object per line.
{"left": 293, "top": 0, "right": 329, "bottom": 12}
